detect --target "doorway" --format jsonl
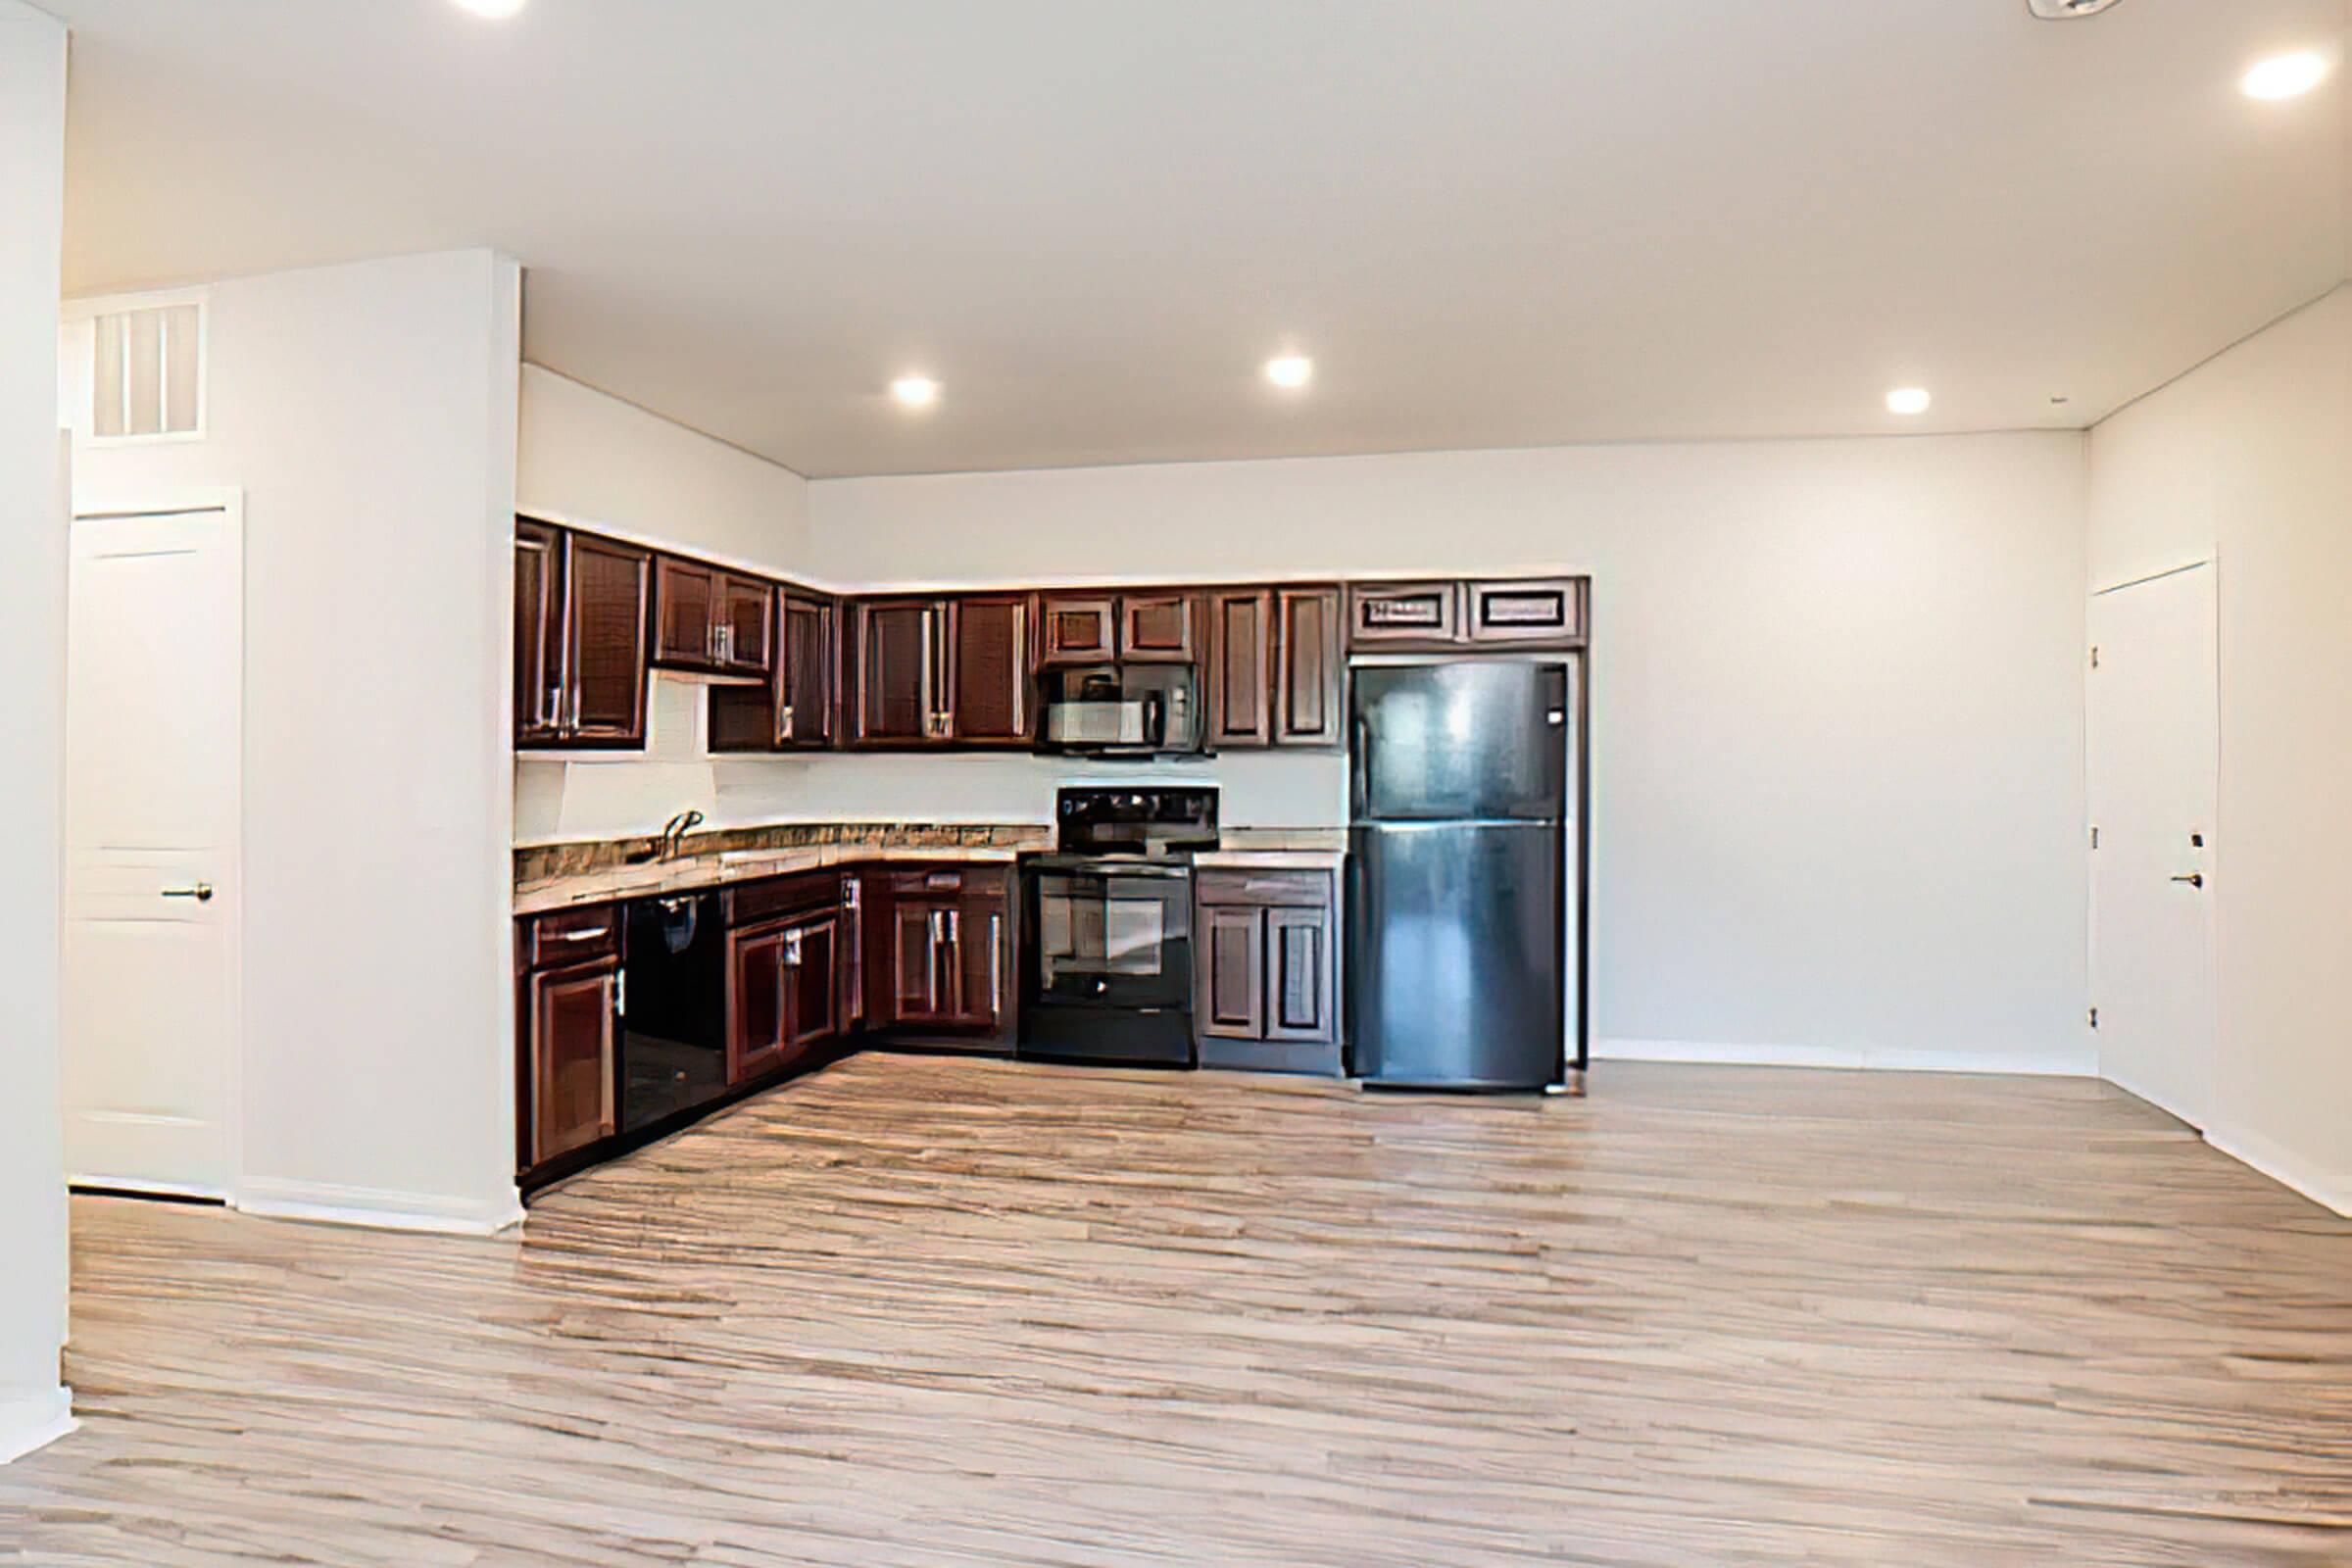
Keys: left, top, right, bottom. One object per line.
{"left": 62, "top": 495, "right": 243, "bottom": 1199}
{"left": 2086, "top": 561, "right": 2218, "bottom": 1130}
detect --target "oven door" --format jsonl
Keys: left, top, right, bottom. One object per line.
{"left": 1027, "top": 863, "right": 1193, "bottom": 1010}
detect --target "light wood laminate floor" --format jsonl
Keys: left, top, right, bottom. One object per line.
{"left": 5, "top": 1056, "right": 2349, "bottom": 1566}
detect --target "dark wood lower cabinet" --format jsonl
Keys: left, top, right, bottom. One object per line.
{"left": 523, "top": 957, "right": 618, "bottom": 1169}
{"left": 728, "top": 908, "right": 840, "bottom": 1084}
{"left": 866, "top": 866, "right": 1012, "bottom": 1039}
{"left": 1194, "top": 867, "right": 1340, "bottom": 1075}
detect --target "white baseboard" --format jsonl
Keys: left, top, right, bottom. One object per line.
{"left": 236, "top": 1178, "right": 524, "bottom": 1237}
{"left": 0, "top": 1386, "right": 74, "bottom": 1464}
{"left": 2202, "top": 1123, "right": 2352, "bottom": 1218}
{"left": 1593, "top": 1038, "right": 2096, "bottom": 1078}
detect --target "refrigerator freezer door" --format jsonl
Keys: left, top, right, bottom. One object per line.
{"left": 1351, "top": 661, "right": 1567, "bottom": 822}
{"left": 1347, "top": 820, "right": 1564, "bottom": 1089}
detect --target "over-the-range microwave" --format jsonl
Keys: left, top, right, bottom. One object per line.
{"left": 1037, "top": 663, "right": 1204, "bottom": 758}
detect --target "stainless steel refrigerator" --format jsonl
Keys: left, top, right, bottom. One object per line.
{"left": 1347, "top": 659, "right": 1584, "bottom": 1090}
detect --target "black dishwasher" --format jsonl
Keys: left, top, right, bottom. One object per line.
{"left": 619, "top": 892, "right": 727, "bottom": 1132}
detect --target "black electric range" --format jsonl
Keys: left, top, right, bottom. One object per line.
{"left": 1017, "top": 786, "right": 1218, "bottom": 1067}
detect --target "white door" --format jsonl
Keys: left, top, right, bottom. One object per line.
{"left": 2087, "top": 562, "right": 2218, "bottom": 1129}
{"left": 64, "top": 499, "right": 242, "bottom": 1198}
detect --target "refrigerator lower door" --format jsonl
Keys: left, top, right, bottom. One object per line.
{"left": 1347, "top": 820, "right": 1563, "bottom": 1089}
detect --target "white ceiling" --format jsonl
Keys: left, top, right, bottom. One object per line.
{"left": 48, "top": 0, "right": 2352, "bottom": 477}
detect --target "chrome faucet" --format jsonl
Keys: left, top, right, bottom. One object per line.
{"left": 657, "top": 808, "right": 705, "bottom": 861}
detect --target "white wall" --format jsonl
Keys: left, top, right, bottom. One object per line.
{"left": 518, "top": 364, "right": 808, "bottom": 569}
{"left": 0, "top": 0, "right": 74, "bottom": 1464}
{"left": 63, "top": 250, "right": 523, "bottom": 1233}
{"left": 2089, "top": 285, "right": 2352, "bottom": 1213}
{"left": 808, "top": 434, "right": 2093, "bottom": 1074}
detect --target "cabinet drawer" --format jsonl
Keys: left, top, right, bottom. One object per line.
{"left": 1467, "top": 577, "right": 1584, "bottom": 647}
{"left": 523, "top": 905, "right": 619, "bottom": 968}
{"left": 727, "top": 870, "right": 838, "bottom": 928}
{"left": 1196, "top": 868, "right": 1332, "bottom": 907}
{"left": 884, "top": 863, "right": 1009, "bottom": 897}
{"left": 1348, "top": 581, "right": 1460, "bottom": 647}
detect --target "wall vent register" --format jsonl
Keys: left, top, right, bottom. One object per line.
{"left": 90, "top": 300, "right": 205, "bottom": 440}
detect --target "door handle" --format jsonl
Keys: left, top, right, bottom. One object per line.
{"left": 2171, "top": 873, "right": 2205, "bottom": 888}
{"left": 162, "top": 882, "right": 215, "bottom": 903}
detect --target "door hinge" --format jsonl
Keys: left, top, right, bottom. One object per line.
{"left": 2089, "top": 825, "right": 2099, "bottom": 850}
{"left": 2087, "top": 1005, "right": 2098, "bottom": 1029}
{"left": 2089, "top": 645, "right": 2100, "bottom": 669}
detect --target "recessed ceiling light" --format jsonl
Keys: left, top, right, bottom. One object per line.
{"left": 1264, "top": 355, "right": 1313, "bottom": 390}
{"left": 891, "top": 375, "right": 941, "bottom": 410}
{"left": 450, "top": 0, "right": 527, "bottom": 18}
{"left": 1886, "top": 387, "right": 1933, "bottom": 416}
{"left": 2242, "top": 50, "right": 2331, "bottom": 101}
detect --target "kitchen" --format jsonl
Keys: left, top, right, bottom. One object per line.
{"left": 512, "top": 518, "right": 1590, "bottom": 1193}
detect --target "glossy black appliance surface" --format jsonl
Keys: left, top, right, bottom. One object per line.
{"left": 1018, "top": 786, "right": 1219, "bottom": 1067}
{"left": 619, "top": 893, "right": 728, "bottom": 1130}
{"left": 1348, "top": 661, "right": 1573, "bottom": 1091}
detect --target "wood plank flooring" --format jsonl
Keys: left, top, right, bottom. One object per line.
{"left": 4, "top": 1056, "right": 2349, "bottom": 1566}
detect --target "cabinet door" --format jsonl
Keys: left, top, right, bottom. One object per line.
{"left": 1197, "top": 906, "right": 1267, "bottom": 1040}
{"left": 716, "top": 573, "right": 775, "bottom": 676}
{"left": 1038, "top": 595, "right": 1117, "bottom": 665}
{"left": 565, "top": 534, "right": 652, "bottom": 746}
{"left": 1348, "top": 580, "right": 1461, "bottom": 649}
{"left": 1274, "top": 586, "right": 1343, "bottom": 747}
{"left": 778, "top": 593, "right": 836, "bottom": 747}
{"left": 855, "top": 600, "right": 947, "bottom": 744}
{"left": 838, "top": 874, "right": 866, "bottom": 1031}
{"left": 1120, "top": 592, "right": 1198, "bottom": 662}
{"left": 727, "top": 921, "right": 790, "bottom": 1083}
{"left": 782, "top": 913, "right": 839, "bottom": 1054}
{"left": 952, "top": 595, "right": 1031, "bottom": 744}
{"left": 956, "top": 891, "right": 1009, "bottom": 1030}
{"left": 528, "top": 959, "right": 616, "bottom": 1166}
{"left": 514, "top": 519, "right": 565, "bottom": 744}
{"left": 1466, "top": 577, "right": 1585, "bottom": 649}
{"left": 653, "top": 556, "right": 719, "bottom": 668}
{"left": 1206, "top": 588, "right": 1274, "bottom": 749}
{"left": 1264, "top": 905, "right": 1336, "bottom": 1043}
{"left": 891, "top": 900, "right": 962, "bottom": 1022}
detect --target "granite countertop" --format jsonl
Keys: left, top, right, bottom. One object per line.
{"left": 513, "top": 822, "right": 1350, "bottom": 915}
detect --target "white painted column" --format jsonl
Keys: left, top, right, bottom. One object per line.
{"left": 0, "top": 0, "right": 74, "bottom": 1464}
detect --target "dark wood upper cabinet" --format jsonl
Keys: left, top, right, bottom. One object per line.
{"left": 1466, "top": 577, "right": 1585, "bottom": 649}
{"left": 778, "top": 594, "right": 837, "bottom": 747}
{"left": 1206, "top": 588, "right": 1275, "bottom": 749}
{"left": 710, "top": 589, "right": 836, "bottom": 753}
{"left": 514, "top": 519, "right": 564, "bottom": 744}
{"left": 563, "top": 533, "right": 653, "bottom": 747}
{"left": 654, "top": 556, "right": 772, "bottom": 676}
{"left": 1347, "top": 580, "right": 1461, "bottom": 648}
{"left": 951, "top": 594, "right": 1032, "bottom": 745}
{"left": 1119, "top": 592, "right": 1198, "bottom": 662}
{"left": 1038, "top": 595, "right": 1117, "bottom": 665}
{"left": 851, "top": 598, "right": 951, "bottom": 745}
{"left": 1274, "top": 586, "right": 1343, "bottom": 748}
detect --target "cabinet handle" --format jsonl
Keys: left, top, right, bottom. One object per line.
{"left": 777, "top": 703, "right": 795, "bottom": 742}
{"left": 918, "top": 609, "right": 937, "bottom": 736}
{"left": 161, "top": 882, "right": 215, "bottom": 903}
{"left": 784, "top": 930, "right": 803, "bottom": 966}
{"left": 568, "top": 681, "right": 583, "bottom": 735}
{"left": 989, "top": 910, "right": 1003, "bottom": 1018}
{"left": 552, "top": 924, "right": 611, "bottom": 943}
